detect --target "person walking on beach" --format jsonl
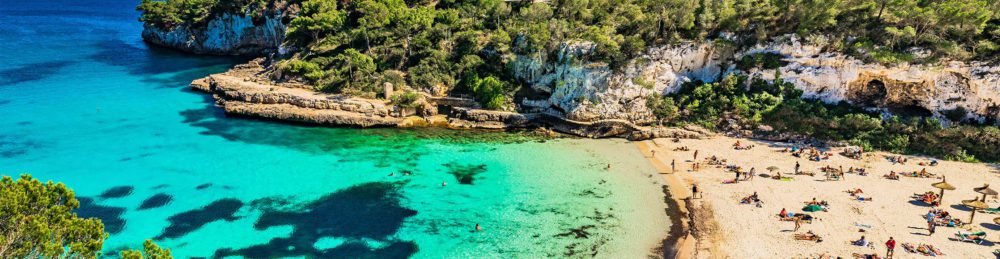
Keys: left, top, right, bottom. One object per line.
{"left": 734, "top": 170, "right": 740, "bottom": 182}
{"left": 748, "top": 167, "right": 755, "bottom": 180}
{"left": 671, "top": 159, "right": 676, "bottom": 173}
{"left": 794, "top": 162, "right": 800, "bottom": 174}
{"left": 691, "top": 184, "right": 701, "bottom": 199}
{"left": 926, "top": 210, "right": 936, "bottom": 235}
{"left": 885, "top": 237, "right": 896, "bottom": 258}
{"left": 651, "top": 149, "right": 656, "bottom": 157}
{"left": 793, "top": 216, "right": 802, "bottom": 232}
{"left": 693, "top": 150, "right": 699, "bottom": 161}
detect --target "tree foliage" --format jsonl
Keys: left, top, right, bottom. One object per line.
{"left": 1, "top": 174, "right": 174, "bottom": 259}
{"left": 120, "top": 240, "right": 172, "bottom": 259}
{"left": 0, "top": 174, "right": 105, "bottom": 258}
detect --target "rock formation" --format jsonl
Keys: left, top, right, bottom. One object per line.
{"left": 514, "top": 35, "right": 999, "bottom": 125}
{"left": 142, "top": 13, "right": 286, "bottom": 55}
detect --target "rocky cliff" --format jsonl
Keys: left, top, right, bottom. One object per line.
{"left": 512, "top": 35, "right": 999, "bottom": 125}
{"left": 142, "top": 13, "right": 286, "bottom": 55}
{"left": 744, "top": 36, "right": 1000, "bottom": 123}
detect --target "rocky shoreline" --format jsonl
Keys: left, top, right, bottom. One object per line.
{"left": 190, "top": 60, "right": 709, "bottom": 140}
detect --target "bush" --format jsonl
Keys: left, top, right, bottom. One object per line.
{"left": 736, "top": 52, "right": 788, "bottom": 71}
{"left": 391, "top": 91, "right": 422, "bottom": 108}
{"left": 470, "top": 76, "right": 511, "bottom": 110}
{"left": 279, "top": 59, "right": 324, "bottom": 82}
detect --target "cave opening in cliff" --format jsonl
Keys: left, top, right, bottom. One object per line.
{"left": 857, "top": 80, "right": 888, "bottom": 106}
{"left": 887, "top": 102, "right": 934, "bottom": 118}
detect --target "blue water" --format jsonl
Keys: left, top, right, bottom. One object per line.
{"left": 0, "top": 1, "right": 671, "bottom": 257}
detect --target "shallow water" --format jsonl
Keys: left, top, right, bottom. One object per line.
{"left": 0, "top": 0, "right": 671, "bottom": 257}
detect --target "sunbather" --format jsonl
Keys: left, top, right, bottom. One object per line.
{"left": 794, "top": 231, "right": 822, "bottom": 242}
{"left": 852, "top": 235, "right": 868, "bottom": 247}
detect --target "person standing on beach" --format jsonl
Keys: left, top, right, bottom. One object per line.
{"left": 885, "top": 237, "right": 896, "bottom": 258}
{"left": 748, "top": 167, "right": 755, "bottom": 180}
{"left": 734, "top": 170, "right": 740, "bottom": 182}
{"left": 795, "top": 162, "right": 800, "bottom": 174}
{"left": 671, "top": 159, "right": 676, "bottom": 173}
{"left": 691, "top": 184, "right": 700, "bottom": 199}
{"left": 926, "top": 210, "right": 936, "bottom": 235}
{"left": 693, "top": 150, "right": 699, "bottom": 161}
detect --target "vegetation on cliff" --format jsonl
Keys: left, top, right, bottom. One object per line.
{"left": 139, "top": 0, "right": 1000, "bottom": 103}
{"left": 648, "top": 75, "right": 1000, "bottom": 162}
{"left": 0, "top": 174, "right": 172, "bottom": 258}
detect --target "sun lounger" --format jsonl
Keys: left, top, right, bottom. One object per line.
{"left": 955, "top": 231, "right": 987, "bottom": 245}
{"left": 982, "top": 208, "right": 1000, "bottom": 214}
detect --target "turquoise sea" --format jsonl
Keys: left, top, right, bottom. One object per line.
{"left": 0, "top": 0, "right": 671, "bottom": 257}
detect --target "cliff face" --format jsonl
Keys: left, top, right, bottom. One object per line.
{"left": 141, "top": 13, "right": 286, "bottom": 55}
{"left": 745, "top": 36, "right": 1000, "bottom": 123}
{"left": 513, "top": 42, "right": 729, "bottom": 124}
{"left": 513, "top": 35, "right": 1000, "bottom": 124}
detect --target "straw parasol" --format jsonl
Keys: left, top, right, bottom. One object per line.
{"left": 993, "top": 217, "right": 1000, "bottom": 225}
{"left": 766, "top": 166, "right": 779, "bottom": 173}
{"left": 974, "top": 184, "right": 997, "bottom": 201}
{"left": 962, "top": 198, "right": 989, "bottom": 223}
{"left": 931, "top": 176, "right": 956, "bottom": 204}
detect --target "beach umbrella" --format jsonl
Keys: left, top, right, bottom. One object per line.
{"left": 931, "top": 176, "right": 956, "bottom": 204}
{"left": 993, "top": 217, "right": 1000, "bottom": 225}
{"left": 974, "top": 184, "right": 997, "bottom": 201}
{"left": 962, "top": 198, "right": 989, "bottom": 223}
{"left": 767, "top": 166, "right": 779, "bottom": 173}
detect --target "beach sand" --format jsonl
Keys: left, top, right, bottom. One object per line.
{"left": 640, "top": 136, "right": 1000, "bottom": 258}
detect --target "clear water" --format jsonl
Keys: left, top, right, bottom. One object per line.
{"left": 0, "top": 1, "right": 671, "bottom": 258}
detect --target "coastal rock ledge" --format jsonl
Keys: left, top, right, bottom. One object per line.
{"left": 190, "top": 60, "right": 707, "bottom": 140}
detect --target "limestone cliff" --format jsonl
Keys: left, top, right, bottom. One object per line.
{"left": 512, "top": 35, "right": 999, "bottom": 125}
{"left": 142, "top": 13, "right": 286, "bottom": 55}
{"left": 745, "top": 36, "right": 1000, "bottom": 123}
{"left": 513, "top": 42, "right": 730, "bottom": 124}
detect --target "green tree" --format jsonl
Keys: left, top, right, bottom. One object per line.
{"left": 0, "top": 174, "right": 106, "bottom": 258}
{"left": 120, "top": 240, "right": 172, "bottom": 259}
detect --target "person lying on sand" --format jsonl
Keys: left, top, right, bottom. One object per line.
{"left": 794, "top": 231, "right": 822, "bottom": 242}
{"left": 915, "top": 192, "right": 939, "bottom": 205}
{"left": 848, "top": 188, "right": 864, "bottom": 196}
{"left": 851, "top": 253, "right": 881, "bottom": 259}
{"left": 884, "top": 171, "right": 899, "bottom": 180}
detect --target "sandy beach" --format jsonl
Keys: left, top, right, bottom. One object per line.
{"left": 640, "top": 136, "right": 1000, "bottom": 258}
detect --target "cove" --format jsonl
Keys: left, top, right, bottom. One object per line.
{"left": 0, "top": 0, "right": 671, "bottom": 257}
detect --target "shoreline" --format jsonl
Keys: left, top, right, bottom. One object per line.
{"left": 188, "top": 59, "right": 710, "bottom": 141}
{"left": 641, "top": 135, "right": 999, "bottom": 258}
{"left": 637, "top": 141, "right": 722, "bottom": 259}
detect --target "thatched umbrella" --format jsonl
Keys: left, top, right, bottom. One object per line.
{"left": 993, "top": 217, "right": 1000, "bottom": 225}
{"left": 962, "top": 198, "right": 989, "bottom": 223}
{"left": 974, "top": 184, "right": 998, "bottom": 201}
{"left": 767, "top": 166, "right": 779, "bottom": 173}
{"left": 931, "top": 176, "right": 956, "bottom": 204}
